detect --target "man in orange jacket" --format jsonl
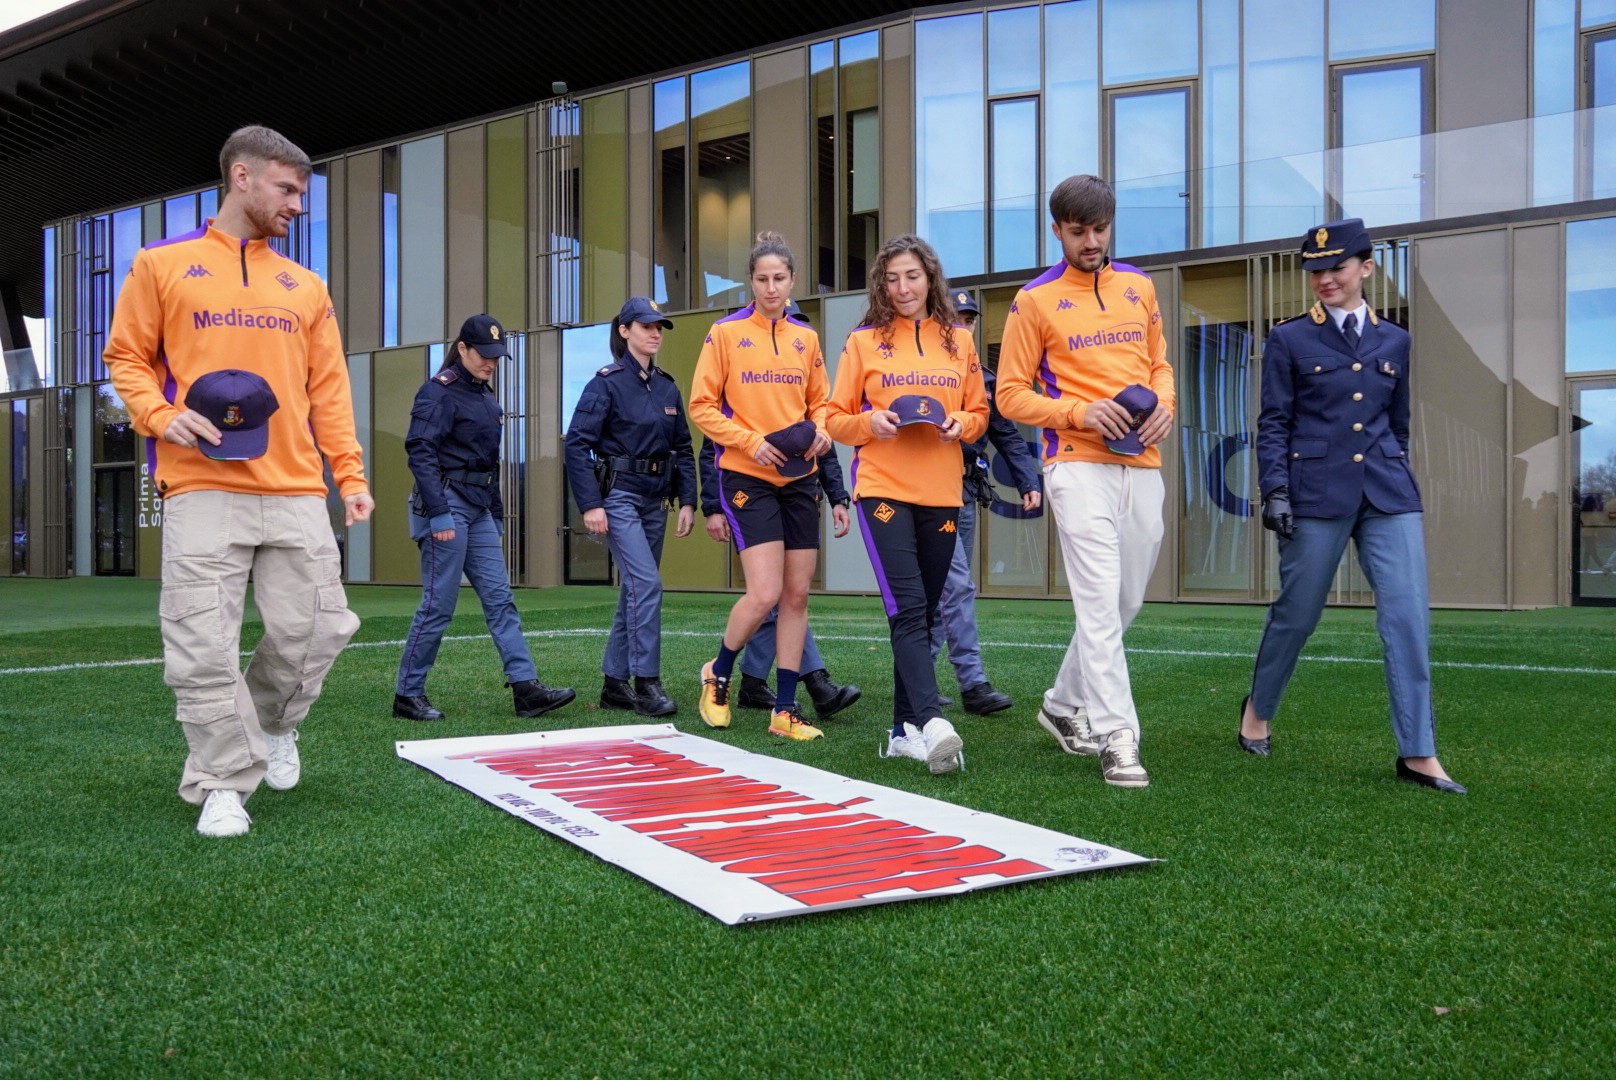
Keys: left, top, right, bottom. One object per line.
{"left": 997, "top": 175, "right": 1175, "bottom": 789}
{"left": 104, "top": 125, "right": 374, "bottom": 838}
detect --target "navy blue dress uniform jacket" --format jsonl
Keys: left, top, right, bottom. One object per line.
{"left": 405, "top": 361, "right": 506, "bottom": 520}
{"left": 697, "top": 437, "right": 848, "bottom": 518}
{"left": 963, "top": 368, "right": 1042, "bottom": 501}
{"left": 1256, "top": 303, "right": 1422, "bottom": 519}
{"left": 564, "top": 358, "right": 698, "bottom": 512}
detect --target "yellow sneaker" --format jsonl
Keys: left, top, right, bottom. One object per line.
{"left": 698, "top": 659, "right": 732, "bottom": 729}
{"left": 769, "top": 703, "right": 824, "bottom": 741}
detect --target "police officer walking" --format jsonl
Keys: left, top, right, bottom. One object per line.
{"left": 929, "top": 288, "right": 1042, "bottom": 715}
{"left": 394, "top": 314, "right": 576, "bottom": 722}
{"left": 564, "top": 297, "right": 698, "bottom": 717}
{"left": 1240, "top": 219, "right": 1465, "bottom": 794}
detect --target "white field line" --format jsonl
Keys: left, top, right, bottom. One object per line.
{"left": 1, "top": 627, "right": 1613, "bottom": 678}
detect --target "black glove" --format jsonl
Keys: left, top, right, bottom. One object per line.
{"left": 1261, "top": 487, "right": 1295, "bottom": 539}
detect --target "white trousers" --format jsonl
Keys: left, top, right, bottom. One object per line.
{"left": 1043, "top": 461, "right": 1165, "bottom": 742}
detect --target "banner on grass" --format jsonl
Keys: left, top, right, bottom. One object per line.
{"left": 397, "top": 724, "right": 1151, "bottom": 924}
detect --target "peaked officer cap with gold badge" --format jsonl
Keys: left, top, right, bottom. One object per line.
{"left": 1299, "top": 218, "right": 1373, "bottom": 271}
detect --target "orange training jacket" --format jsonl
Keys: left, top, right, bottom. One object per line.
{"left": 103, "top": 221, "right": 368, "bottom": 501}
{"left": 825, "top": 317, "right": 989, "bottom": 507}
{"left": 687, "top": 304, "right": 828, "bottom": 486}
{"left": 995, "top": 258, "right": 1176, "bottom": 468}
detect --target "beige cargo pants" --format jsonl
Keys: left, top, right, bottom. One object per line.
{"left": 160, "top": 491, "right": 361, "bottom": 804}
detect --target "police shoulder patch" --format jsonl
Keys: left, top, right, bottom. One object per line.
{"left": 598, "top": 365, "right": 618, "bottom": 376}
{"left": 435, "top": 369, "right": 459, "bottom": 384}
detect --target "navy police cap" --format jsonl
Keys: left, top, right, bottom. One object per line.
{"left": 185, "top": 369, "right": 281, "bottom": 461}
{"left": 953, "top": 289, "right": 981, "bottom": 316}
{"left": 1299, "top": 218, "right": 1373, "bottom": 271}
{"left": 458, "top": 313, "right": 510, "bottom": 359}
{"left": 618, "top": 296, "right": 674, "bottom": 329}
{"left": 765, "top": 419, "right": 818, "bottom": 478}
{"left": 1104, "top": 383, "right": 1158, "bottom": 458}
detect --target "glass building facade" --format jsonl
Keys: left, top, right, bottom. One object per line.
{"left": 7, "top": 0, "right": 1614, "bottom": 607}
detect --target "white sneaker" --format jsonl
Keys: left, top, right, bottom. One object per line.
{"left": 1100, "top": 729, "right": 1149, "bottom": 788}
{"left": 920, "top": 717, "right": 964, "bottom": 775}
{"left": 264, "top": 728, "right": 301, "bottom": 791}
{"left": 880, "top": 723, "right": 929, "bottom": 764}
{"left": 196, "top": 789, "right": 251, "bottom": 838}
{"left": 1037, "top": 703, "right": 1100, "bottom": 756}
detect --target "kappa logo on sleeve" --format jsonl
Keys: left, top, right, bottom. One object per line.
{"left": 873, "top": 502, "right": 895, "bottom": 523}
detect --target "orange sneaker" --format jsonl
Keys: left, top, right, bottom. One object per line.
{"left": 768, "top": 703, "right": 824, "bottom": 741}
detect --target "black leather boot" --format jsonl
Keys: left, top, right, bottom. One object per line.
{"left": 737, "top": 673, "right": 774, "bottom": 710}
{"left": 634, "top": 676, "right": 677, "bottom": 717}
{"left": 392, "top": 693, "right": 445, "bottom": 722}
{"left": 510, "top": 679, "right": 576, "bottom": 719}
{"left": 802, "top": 668, "right": 860, "bottom": 720}
{"left": 599, "top": 676, "right": 638, "bottom": 710}
{"left": 961, "top": 681, "right": 1013, "bottom": 715}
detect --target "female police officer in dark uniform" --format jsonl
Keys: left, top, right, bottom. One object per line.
{"left": 393, "top": 314, "right": 575, "bottom": 722}
{"left": 564, "top": 297, "right": 698, "bottom": 717}
{"left": 1240, "top": 219, "right": 1464, "bottom": 794}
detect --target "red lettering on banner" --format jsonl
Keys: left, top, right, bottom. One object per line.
{"left": 527, "top": 763, "right": 726, "bottom": 789}
{"left": 596, "top": 789, "right": 813, "bottom": 822}
{"left": 755, "top": 844, "right": 1026, "bottom": 893}
{"left": 562, "top": 777, "right": 786, "bottom": 811}
{"left": 719, "top": 833, "right": 962, "bottom": 874}
{"left": 785, "top": 860, "right": 1054, "bottom": 906}
{"left": 622, "top": 798, "right": 872, "bottom": 834}
{"left": 664, "top": 817, "right": 936, "bottom": 861}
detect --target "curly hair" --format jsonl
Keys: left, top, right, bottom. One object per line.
{"left": 856, "top": 234, "right": 960, "bottom": 355}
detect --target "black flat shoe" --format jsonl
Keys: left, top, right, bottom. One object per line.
{"left": 961, "top": 681, "right": 1013, "bottom": 716}
{"left": 1397, "top": 758, "right": 1467, "bottom": 794}
{"left": 393, "top": 693, "right": 445, "bottom": 722}
{"left": 510, "top": 679, "right": 576, "bottom": 719}
{"left": 599, "top": 676, "right": 637, "bottom": 710}
{"left": 1237, "top": 694, "right": 1270, "bottom": 756}
{"left": 803, "top": 669, "right": 860, "bottom": 720}
{"left": 633, "top": 676, "right": 677, "bottom": 718}
{"left": 737, "top": 673, "right": 774, "bottom": 711}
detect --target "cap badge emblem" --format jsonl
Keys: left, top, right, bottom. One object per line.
{"left": 489, "top": 325, "right": 501, "bottom": 339}
{"left": 222, "top": 403, "right": 244, "bottom": 427}
{"left": 1315, "top": 227, "right": 1328, "bottom": 247}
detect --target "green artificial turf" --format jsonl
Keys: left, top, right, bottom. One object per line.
{"left": 1, "top": 578, "right": 1612, "bottom": 1077}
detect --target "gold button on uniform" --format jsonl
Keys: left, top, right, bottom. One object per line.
{"left": 1353, "top": 453, "right": 1364, "bottom": 462}
{"left": 1352, "top": 392, "right": 1363, "bottom": 401}
{"left": 1352, "top": 363, "right": 1362, "bottom": 371}
{"left": 1353, "top": 422, "right": 1363, "bottom": 431}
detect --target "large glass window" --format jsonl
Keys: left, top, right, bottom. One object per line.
{"left": 991, "top": 98, "right": 1040, "bottom": 272}
{"left": 11, "top": 399, "right": 27, "bottom": 574}
{"left": 1572, "top": 381, "right": 1616, "bottom": 604}
{"left": 381, "top": 146, "right": 400, "bottom": 347}
{"left": 840, "top": 32, "right": 880, "bottom": 291}
{"left": 1585, "top": 0, "right": 1616, "bottom": 28}
{"left": 1110, "top": 86, "right": 1191, "bottom": 257}
{"left": 811, "top": 43, "right": 836, "bottom": 294}
{"left": 1244, "top": 0, "right": 1325, "bottom": 242}
{"left": 399, "top": 137, "right": 446, "bottom": 346}
{"left": 988, "top": 6, "right": 1039, "bottom": 96}
{"left": 654, "top": 77, "right": 689, "bottom": 309}
{"left": 1567, "top": 216, "right": 1616, "bottom": 374}
{"left": 1535, "top": 0, "right": 1577, "bottom": 207}
{"left": 1043, "top": 0, "right": 1098, "bottom": 263}
{"left": 1334, "top": 61, "right": 1430, "bottom": 226}
{"left": 1585, "top": 30, "right": 1616, "bottom": 200}
{"left": 1203, "top": 0, "right": 1241, "bottom": 247}
{"left": 1329, "top": 0, "right": 1435, "bottom": 60}
{"left": 1102, "top": 0, "right": 1197, "bottom": 85}
{"left": 916, "top": 13, "right": 985, "bottom": 277}
{"left": 560, "top": 322, "right": 614, "bottom": 584}
{"left": 1179, "top": 262, "right": 1256, "bottom": 597}
{"left": 690, "top": 63, "right": 751, "bottom": 310}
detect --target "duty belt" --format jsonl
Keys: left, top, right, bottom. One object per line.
{"left": 443, "top": 468, "right": 497, "bottom": 486}
{"left": 608, "top": 456, "right": 667, "bottom": 476}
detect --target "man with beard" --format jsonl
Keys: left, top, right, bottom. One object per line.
{"left": 104, "top": 125, "right": 374, "bottom": 837}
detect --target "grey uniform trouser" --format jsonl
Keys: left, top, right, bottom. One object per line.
{"left": 160, "top": 491, "right": 360, "bottom": 805}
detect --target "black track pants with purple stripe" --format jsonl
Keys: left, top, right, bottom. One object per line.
{"left": 856, "top": 496, "right": 958, "bottom": 734}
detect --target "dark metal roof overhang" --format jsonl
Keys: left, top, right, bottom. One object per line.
{"left": 0, "top": 0, "right": 917, "bottom": 317}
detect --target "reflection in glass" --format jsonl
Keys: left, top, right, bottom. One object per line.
{"left": 1573, "top": 385, "right": 1616, "bottom": 602}
{"left": 382, "top": 146, "right": 400, "bottom": 348}
{"left": 560, "top": 322, "right": 614, "bottom": 584}
{"left": 841, "top": 32, "right": 881, "bottom": 289}
{"left": 93, "top": 465, "right": 137, "bottom": 576}
{"left": 94, "top": 383, "right": 135, "bottom": 464}
{"left": 1179, "top": 263, "right": 1255, "bottom": 596}
{"left": 399, "top": 138, "right": 446, "bottom": 346}
{"left": 1590, "top": 34, "right": 1616, "bottom": 200}
{"left": 654, "top": 78, "right": 688, "bottom": 309}
{"left": 691, "top": 63, "right": 751, "bottom": 309}
{"left": 1329, "top": 0, "right": 1434, "bottom": 60}
{"left": 988, "top": 6, "right": 1039, "bottom": 96}
{"left": 164, "top": 194, "right": 197, "bottom": 238}
{"left": 1102, "top": 0, "right": 1196, "bottom": 85}
{"left": 992, "top": 99, "right": 1039, "bottom": 272}
{"left": 916, "top": 13, "right": 985, "bottom": 277}
{"left": 982, "top": 417, "right": 1049, "bottom": 593}
{"left": 1338, "top": 63, "right": 1427, "bottom": 226}
{"left": 110, "top": 207, "right": 142, "bottom": 308}
{"left": 811, "top": 43, "right": 836, "bottom": 293}
{"left": 1585, "top": 0, "right": 1616, "bottom": 27}
{"left": 11, "top": 399, "right": 26, "bottom": 574}
{"left": 1245, "top": 0, "right": 1325, "bottom": 242}
{"left": 1535, "top": 0, "right": 1576, "bottom": 206}
{"left": 1111, "top": 88, "right": 1189, "bottom": 257}
{"left": 1203, "top": 0, "right": 1240, "bottom": 247}
{"left": 1044, "top": 0, "right": 1098, "bottom": 263}
{"left": 1567, "top": 217, "right": 1616, "bottom": 374}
